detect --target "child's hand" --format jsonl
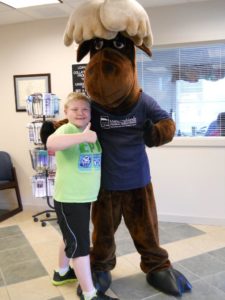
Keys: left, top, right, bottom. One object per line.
{"left": 83, "top": 123, "right": 97, "bottom": 143}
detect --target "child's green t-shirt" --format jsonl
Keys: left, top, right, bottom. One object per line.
{"left": 53, "top": 123, "right": 102, "bottom": 203}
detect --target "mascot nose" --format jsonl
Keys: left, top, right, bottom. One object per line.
{"left": 102, "top": 62, "right": 116, "bottom": 74}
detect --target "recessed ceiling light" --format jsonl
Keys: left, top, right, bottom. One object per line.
{"left": 1, "top": 0, "right": 62, "bottom": 9}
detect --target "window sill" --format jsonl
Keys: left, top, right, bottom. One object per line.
{"left": 164, "top": 136, "right": 225, "bottom": 147}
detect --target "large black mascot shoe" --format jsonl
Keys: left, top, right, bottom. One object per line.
{"left": 146, "top": 267, "right": 192, "bottom": 297}
{"left": 92, "top": 271, "right": 112, "bottom": 293}
{"left": 77, "top": 271, "right": 112, "bottom": 296}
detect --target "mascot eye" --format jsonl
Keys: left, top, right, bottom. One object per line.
{"left": 113, "top": 40, "right": 125, "bottom": 49}
{"left": 94, "top": 39, "right": 104, "bottom": 50}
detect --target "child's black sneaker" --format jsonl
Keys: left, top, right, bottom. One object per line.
{"left": 52, "top": 266, "right": 77, "bottom": 286}
{"left": 80, "top": 291, "right": 119, "bottom": 300}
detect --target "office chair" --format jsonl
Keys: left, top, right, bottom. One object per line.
{"left": 0, "top": 151, "right": 23, "bottom": 221}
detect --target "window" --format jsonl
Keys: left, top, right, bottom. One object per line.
{"left": 137, "top": 43, "right": 225, "bottom": 137}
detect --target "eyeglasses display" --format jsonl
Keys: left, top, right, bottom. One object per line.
{"left": 29, "top": 148, "right": 56, "bottom": 173}
{"left": 26, "top": 93, "right": 60, "bottom": 118}
{"left": 26, "top": 91, "right": 60, "bottom": 226}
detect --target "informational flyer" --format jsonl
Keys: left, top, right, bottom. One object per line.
{"left": 72, "top": 64, "right": 87, "bottom": 94}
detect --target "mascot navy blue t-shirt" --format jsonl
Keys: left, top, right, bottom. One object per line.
{"left": 91, "top": 92, "right": 170, "bottom": 190}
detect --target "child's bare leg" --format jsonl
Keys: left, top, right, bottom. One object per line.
{"left": 58, "top": 239, "right": 70, "bottom": 269}
{"left": 72, "top": 255, "right": 95, "bottom": 293}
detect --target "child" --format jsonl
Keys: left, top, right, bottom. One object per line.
{"left": 47, "top": 92, "right": 118, "bottom": 300}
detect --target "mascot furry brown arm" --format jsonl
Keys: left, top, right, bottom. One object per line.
{"left": 41, "top": 0, "right": 192, "bottom": 297}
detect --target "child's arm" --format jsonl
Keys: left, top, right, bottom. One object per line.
{"left": 47, "top": 123, "right": 97, "bottom": 151}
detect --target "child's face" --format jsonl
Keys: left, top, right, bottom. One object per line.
{"left": 65, "top": 99, "right": 91, "bottom": 130}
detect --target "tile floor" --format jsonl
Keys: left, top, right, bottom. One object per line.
{"left": 0, "top": 209, "right": 225, "bottom": 300}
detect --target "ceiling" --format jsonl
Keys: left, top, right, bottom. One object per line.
{"left": 0, "top": 0, "right": 213, "bottom": 27}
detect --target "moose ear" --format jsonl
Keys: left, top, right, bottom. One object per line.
{"left": 77, "top": 40, "right": 92, "bottom": 62}
{"left": 136, "top": 43, "right": 152, "bottom": 57}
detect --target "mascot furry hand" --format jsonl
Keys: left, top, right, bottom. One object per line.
{"left": 41, "top": 0, "right": 192, "bottom": 297}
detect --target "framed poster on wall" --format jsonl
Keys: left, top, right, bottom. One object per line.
{"left": 72, "top": 64, "right": 87, "bottom": 94}
{"left": 13, "top": 73, "right": 51, "bottom": 112}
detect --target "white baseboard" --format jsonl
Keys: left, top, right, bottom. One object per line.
{"left": 21, "top": 204, "right": 225, "bottom": 226}
{"left": 158, "top": 214, "right": 225, "bottom": 226}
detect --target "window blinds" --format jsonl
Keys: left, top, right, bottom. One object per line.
{"left": 137, "top": 43, "right": 225, "bottom": 137}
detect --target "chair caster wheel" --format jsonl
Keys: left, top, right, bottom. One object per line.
{"left": 41, "top": 221, "right": 47, "bottom": 227}
{"left": 33, "top": 217, "right": 38, "bottom": 222}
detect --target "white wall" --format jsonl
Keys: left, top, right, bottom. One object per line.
{"left": 147, "top": 0, "right": 225, "bottom": 46}
{"left": 148, "top": 138, "right": 225, "bottom": 225}
{"left": 0, "top": 0, "right": 225, "bottom": 224}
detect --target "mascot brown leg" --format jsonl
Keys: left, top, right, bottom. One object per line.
{"left": 91, "top": 184, "right": 192, "bottom": 297}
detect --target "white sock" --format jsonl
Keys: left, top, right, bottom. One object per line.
{"left": 83, "top": 288, "right": 97, "bottom": 300}
{"left": 57, "top": 266, "right": 69, "bottom": 276}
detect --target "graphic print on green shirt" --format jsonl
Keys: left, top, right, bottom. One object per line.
{"left": 78, "top": 142, "right": 101, "bottom": 172}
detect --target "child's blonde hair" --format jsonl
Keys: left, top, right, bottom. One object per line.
{"left": 64, "top": 92, "right": 90, "bottom": 109}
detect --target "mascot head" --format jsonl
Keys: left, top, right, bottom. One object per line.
{"left": 64, "top": 0, "right": 153, "bottom": 112}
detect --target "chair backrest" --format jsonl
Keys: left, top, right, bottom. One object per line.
{"left": 0, "top": 151, "right": 14, "bottom": 181}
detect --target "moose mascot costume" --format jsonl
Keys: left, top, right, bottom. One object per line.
{"left": 41, "top": 0, "right": 192, "bottom": 297}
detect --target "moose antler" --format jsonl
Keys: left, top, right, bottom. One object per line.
{"left": 64, "top": 0, "right": 153, "bottom": 51}
{"left": 64, "top": 0, "right": 117, "bottom": 46}
{"left": 100, "top": 0, "right": 153, "bottom": 48}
